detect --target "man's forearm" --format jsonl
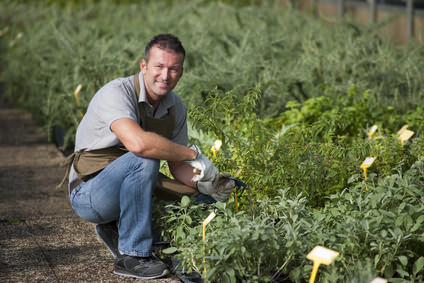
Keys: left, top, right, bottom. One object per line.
{"left": 135, "top": 131, "right": 195, "bottom": 161}
{"left": 168, "top": 161, "right": 197, "bottom": 188}
{"left": 111, "top": 118, "right": 196, "bottom": 162}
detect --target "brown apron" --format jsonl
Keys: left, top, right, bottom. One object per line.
{"left": 59, "top": 73, "right": 197, "bottom": 200}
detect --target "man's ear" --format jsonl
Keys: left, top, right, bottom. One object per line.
{"left": 140, "top": 58, "right": 147, "bottom": 72}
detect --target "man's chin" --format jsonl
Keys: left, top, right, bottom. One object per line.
{"left": 154, "top": 91, "right": 170, "bottom": 98}
{"left": 155, "top": 87, "right": 172, "bottom": 96}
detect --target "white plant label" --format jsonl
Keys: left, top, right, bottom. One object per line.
{"left": 361, "top": 157, "right": 376, "bottom": 169}
{"left": 369, "top": 125, "right": 378, "bottom": 134}
{"left": 203, "top": 212, "right": 216, "bottom": 226}
{"left": 397, "top": 124, "right": 409, "bottom": 136}
{"left": 370, "top": 277, "right": 387, "bottom": 283}
{"left": 399, "top": 129, "right": 414, "bottom": 143}
{"left": 363, "top": 157, "right": 374, "bottom": 165}
{"left": 213, "top": 140, "right": 222, "bottom": 151}
{"left": 306, "top": 246, "right": 339, "bottom": 265}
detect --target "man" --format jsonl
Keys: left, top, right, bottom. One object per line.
{"left": 66, "top": 34, "right": 234, "bottom": 279}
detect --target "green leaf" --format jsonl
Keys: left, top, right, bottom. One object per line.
{"left": 390, "top": 279, "right": 407, "bottom": 283}
{"left": 413, "top": 257, "right": 424, "bottom": 275}
{"left": 162, "top": 247, "right": 178, "bottom": 254}
{"left": 374, "top": 254, "right": 381, "bottom": 266}
{"left": 411, "top": 223, "right": 421, "bottom": 232}
{"left": 398, "top": 255, "right": 408, "bottom": 266}
{"left": 181, "top": 195, "right": 190, "bottom": 208}
{"left": 395, "top": 216, "right": 403, "bottom": 227}
{"left": 395, "top": 267, "right": 409, "bottom": 278}
{"left": 416, "top": 215, "right": 424, "bottom": 224}
{"left": 412, "top": 215, "right": 424, "bottom": 232}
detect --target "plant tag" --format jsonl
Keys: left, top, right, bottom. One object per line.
{"left": 234, "top": 168, "right": 242, "bottom": 178}
{"left": 202, "top": 211, "right": 216, "bottom": 275}
{"left": 399, "top": 129, "right": 414, "bottom": 143}
{"left": 397, "top": 124, "right": 409, "bottom": 136}
{"left": 212, "top": 140, "right": 222, "bottom": 151}
{"left": 306, "top": 246, "right": 339, "bottom": 266}
{"left": 368, "top": 125, "right": 378, "bottom": 139}
{"left": 203, "top": 212, "right": 216, "bottom": 227}
{"left": 0, "top": 27, "right": 8, "bottom": 37}
{"left": 211, "top": 139, "right": 222, "bottom": 160}
{"left": 370, "top": 277, "right": 387, "bottom": 283}
{"left": 74, "top": 84, "right": 82, "bottom": 107}
{"left": 360, "top": 157, "right": 376, "bottom": 169}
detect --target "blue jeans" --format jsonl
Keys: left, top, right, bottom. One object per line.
{"left": 70, "top": 152, "right": 159, "bottom": 257}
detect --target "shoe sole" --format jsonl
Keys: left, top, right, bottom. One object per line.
{"left": 114, "top": 268, "right": 169, "bottom": 279}
{"left": 94, "top": 225, "right": 118, "bottom": 258}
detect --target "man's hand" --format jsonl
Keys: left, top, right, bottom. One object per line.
{"left": 197, "top": 172, "right": 235, "bottom": 202}
{"left": 185, "top": 145, "right": 218, "bottom": 182}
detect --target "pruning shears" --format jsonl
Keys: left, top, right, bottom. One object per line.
{"left": 229, "top": 176, "right": 247, "bottom": 212}
{"left": 229, "top": 176, "right": 247, "bottom": 199}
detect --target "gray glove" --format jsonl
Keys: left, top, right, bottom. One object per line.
{"left": 185, "top": 145, "right": 219, "bottom": 182}
{"left": 197, "top": 172, "right": 235, "bottom": 202}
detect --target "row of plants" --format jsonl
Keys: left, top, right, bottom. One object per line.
{"left": 152, "top": 84, "right": 424, "bottom": 281}
{"left": 188, "top": 85, "right": 423, "bottom": 206}
{"left": 156, "top": 155, "right": 424, "bottom": 282}
{"left": 1, "top": 0, "right": 423, "bottom": 281}
{"left": 156, "top": 87, "right": 423, "bottom": 281}
{"left": 1, "top": 0, "right": 424, "bottom": 148}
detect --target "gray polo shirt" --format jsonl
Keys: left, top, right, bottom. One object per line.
{"left": 69, "top": 72, "right": 188, "bottom": 183}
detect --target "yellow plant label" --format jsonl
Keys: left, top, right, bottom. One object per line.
{"left": 360, "top": 157, "right": 376, "bottom": 169}
{"left": 202, "top": 211, "right": 216, "bottom": 275}
{"left": 203, "top": 212, "right": 216, "bottom": 227}
{"left": 368, "top": 125, "right": 378, "bottom": 139}
{"left": 74, "top": 84, "right": 82, "bottom": 96}
{"left": 74, "top": 84, "right": 83, "bottom": 107}
{"left": 370, "top": 277, "right": 387, "bottom": 283}
{"left": 307, "top": 246, "right": 339, "bottom": 283}
{"left": 307, "top": 246, "right": 339, "bottom": 266}
{"left": 234, "top": 169, "right": 242, "bottom": 178}
{"left": 397, "top": 124, "right": 408, "bottom": 136}
{"left": 399, "top": 129, "right": 414, "bottom": 143}
{"left": 211, "top": 139, "right": 222, "bottom": 160}
{"left": 213, "top": 140, "right": 222, "bottom": 151}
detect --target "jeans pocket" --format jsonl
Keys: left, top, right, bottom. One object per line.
{"left": 70, "top": 185, "right": 92, "bottom": 208}
{"left": 70, "top": 185, "right": 103, "bottom": 223}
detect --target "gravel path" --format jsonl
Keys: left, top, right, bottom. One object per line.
{"left": 0, "top": 102, "right": 181, "bottom": 282}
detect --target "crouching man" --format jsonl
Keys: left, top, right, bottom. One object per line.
{"left": 64, "top": 34, "right": 234, "bottom": 279}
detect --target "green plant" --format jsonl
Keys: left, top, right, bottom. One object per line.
{"left": 155, "top": 158, "right": 424, "bottom": 282}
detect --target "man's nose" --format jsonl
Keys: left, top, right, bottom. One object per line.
{"left": 160, "top": 68, "right": 169, "bottom": 80}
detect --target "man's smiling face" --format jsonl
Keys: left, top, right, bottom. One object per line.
{"left": 140, "top": 45, "right": 184, "bottom": 105}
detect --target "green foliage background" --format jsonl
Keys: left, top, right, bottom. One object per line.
{"left": 1, "top": 0, "right": 423, "bottom": 282}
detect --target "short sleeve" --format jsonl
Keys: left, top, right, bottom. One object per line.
{"left": 91, "top": 81, "right": 138, "bottom": 133}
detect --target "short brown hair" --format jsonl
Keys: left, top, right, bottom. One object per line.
{"left": 144, "top": 34, "right": 185, "bottom": 62}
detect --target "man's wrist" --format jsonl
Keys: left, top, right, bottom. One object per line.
{"left": 185, "top": 146, "right": 198, "bottom": 161}
{"left": 190, "top": 148, "right": 198, "bottom": 160}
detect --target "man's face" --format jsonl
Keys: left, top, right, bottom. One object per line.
{"left": 140, "top": 45, "right": 184, "bottom": 103}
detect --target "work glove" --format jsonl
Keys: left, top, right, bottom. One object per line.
{"left": 197, "top": 172, "right": 235, "bottom": 202}
{"left": 185, "top": 145, "right": 219, "bottom": 182}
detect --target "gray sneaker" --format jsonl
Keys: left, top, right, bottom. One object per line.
{"left": 95, "top": 221, "right": 118, "bottom": 258}
{"left": 114, "top": 254, "right": 169, "bottom": 279}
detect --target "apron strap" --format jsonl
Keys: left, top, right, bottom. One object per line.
{"left": 134, "top": 72, "right": 141, "bottom": 98}
{"left": 56, "top": 152, "right": 76, "bottom": 189}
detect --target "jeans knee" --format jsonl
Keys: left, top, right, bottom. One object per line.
{"left": 142, "top": 158, "right": 160, "bottom": 176}
{"left": 124, "top": 152, "right": 160, "bottom": 180}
